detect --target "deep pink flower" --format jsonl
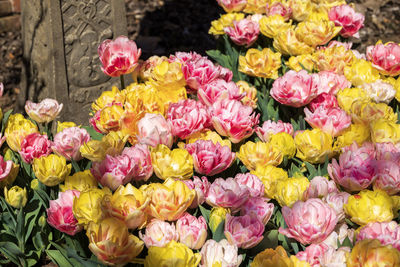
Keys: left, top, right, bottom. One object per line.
{"left": 169, "top": 51, "right": 203, "bottom": 64}
{"left": 234, "top": 173, "right": 265, "bottom": 198}
{"left": 183, "top": 176, "right": 211, "bottom": 208}
{"left": 0, "top": 155, "right": 14, "bottom": 182}
{"left": 328, "top": 4, "right": 364, "bottom": 38}
{"left": 267, "top": 2, "right": 292, "bottom": 20}
{"left": 240, "top": 197, "right": 274, "bottom": 225}
{"left": 217, "top": 0, "right": 247, "bottom": 12}
{"left": 139, "top": 219, "right": 178, "bottom": 248}
{"left": 312, "top": 71, "right": 351, "bottom": 95}
{"left": 224, "top": 19, "right": 260, "bottom": 47}
{"left": 19, "top": 133, "right": 52, "bottom": 164}
{"left": 89, "top": 109, "right": 103, "bottom": 134}
{"left": 98, "top": 36, "right": 141, "bottom": 77}
{"left": 52, "top": 127, "right": 90, "bottom": 161}
{"left": 304, "top": 106, "right": 351, "bottom": 137}
{"left": 308, "top": 93, "right": 338, "bottom": 113}
{"left": 255, "top": 120, "right": 294, "bottom": 142}
{"left": 197, "top": 79, "right": 244, "bottom": 107}
{"left": 0, "top": 82, "right": 3, "bottom": 97}
{"left": 366, "top": 42, "right": 400, "bottom": 76}
{"left": 357, "top": 221, "right": 400, "bottom": 251}
{"left": 47, "top": 190, "right": 82, "bottom": 236}
{"left": 176, "top": 213, "right": 208, "bottom": 250}
{"left": 296, "top": 243, "right": 330, "bottom": 267}
{"left": 303, "top": 176, "right": 339, "bottom": 200}
{"left": 121, "top": 144, "right": 153, "bottom": 182}
{"left": 224, "top": 214, "right": 264, "bottom": 249}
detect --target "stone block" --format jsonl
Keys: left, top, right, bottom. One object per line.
{"left": 0, "top": 1, "right": 12, "bottom": 16}
{"left": 0, "top": 14, "right": 20, "bottom": 32}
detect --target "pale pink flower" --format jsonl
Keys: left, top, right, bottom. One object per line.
{"left": 217, "top": 0, "right": 247, "bottom": 12}
{"left": 206, "top": 177, "right": 250, "bottom": 211}
{"left": 137, "top": 113, "right": 173, "bottom": 148}
{"left": 170, "top": 51, "right": 203, "bottom": 64}
{"left": 357, "top": 221, "right": 400, "bottom": 251}
{"left": 308, "top": 93, "right": 339, "bottom": 113}
{"left": 327, "top": 41, "right": 353, "bottom": 50}
{"left": 270, "top": 70, "right": 318, "bottom": 107}
{"left": 328, "top": 142, "right": 377, "bottom": 191}
{"left": 267, "top": 2, "right": 292, "bottom": 20}
{"left": 91, "top": 154, "right": 136, "bottom": 191}
{"left": 303, "top": 176, "right": 339, "bottom": 200}
{"left": 279, "top": 198, "right": 338, "bottom": 244}
{"left": 167, "top": 99, "right": 211, "bottom": 139}
{"left": 19, "top": 133, "right": 52, "bottom": 164}
{"left": 224, "top": 19, "right": 259, "bottom": 47}
{"left": 25, "top": 98, "right": 63, "bottom": 123}
{"left": 46, "top": 190, "right": 82, "bottom": 236}
{"left": 352, "top": 49, "right": 367, "bottom": 60}
{"left": 373, "top": 160, "right": 400, "bottom": 195}
{"left": 319, "top": 246, "right": 350, "bottom": 267}
{"left": 360, "top": 79, "right": 396, "bottom": 104}
{"left": 312, "top": 71, "right": 351, "bottom": 95}
{"left": 200, "top": 239, "right": 243, "bottom": 267}
{"left": 328, "top": 4, "right": 364, "bottom": 38}
{"left": 186, "top": 140, "right": 235, "bottom": 176}
{"left": 197, "top": 79, "right": 244, "bottom": 107}
{"left": 121, "top": 144, "right": 153, "bottom": 182}
{"left": 183, "top": 176, "right": 211, "bottom": 209}
{"left": 255, "top": 120, "right": 294, "bottom": 142}
{"left": 240, "top": 197, "right": 274, "bottom": 225}
{"left": 52, "top": 127, "right": 90, "bottom": 161}
{"left": 366, "top": 42, "right": 400, "bottom": 76}
{"left": 0, "top": 82, "right": 3, "bottom": 97}
{"left": 98, "top": 36, "right": 141, "bottom": 77}
{"left": 323, "top": 191, "right": 350, "bottom": 222}
{"left": 296, "top": 243, "right": 330, "bottom": 267}
{"left": 323, "top": 223, "right": 355, "bottom": 249}
{"left": 234, "top": 173, "right": 265, "bottom": 198}
{"left": 176, "top": 213, "right": 208, "bottom": 250}
{"left": 375, "top": 142, "right": 400, "bottom": 162}
{"left": 304, "top": 106, "right": 351, "bottom": 137}
{"left": 139, "top": 219, "right": 179, "bottom": 248}
{"left": 0, "top": 155, "right": 14, "bottom": 182}
{"left": 224, "top": 214, "right": 264, "bottom": 249}
{"left": 211, "top": 99, "right": 259, "bottom": 143}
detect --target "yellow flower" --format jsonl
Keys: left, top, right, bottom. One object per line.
{"left": 295, "top": 19, "right": 341, "bottom": 47}
{"left": 138, "top": 55, "right": 169, "bottom": 81}
{"left": 144, "top": 240, "right": 201, "bottom": 267}
{"left": 288, "top": 0, "right": 314, "bottom": 21}
{"left": 33, "top": 154, "right": 71, "bottom": 187}
{"left": 87, "top": 217, "right": 144, "bottom": 266}
{"left": 259, "top": 15, "right": 292, "bottom": 38}
{"left": 349, "top": 100, "right": 397, "bottom": 125}
{"left": 251, "top": 246, "right": 310, "bottom": 267}
{"left": 239, "top": 48, "right": 282, "bottom": 79}
{"left": 344, "top": 189, "right": 395, "bottom": 225}
{"left": 56, "top": 121, "right": 77, "bottom": 133}
{"left": 5, "top": 113, "right": 39, "bottom": 151}
{"left": 287, "top": 54, "right": 317, "bottom": 72}
{"left": 102, "top": 183, "right": 149, "bottom": 230}
{"left": 209, "top": 207, "right": 230, "bottom": 233}
{"left": 313, "top": 46, "right": 354, "bottom": 74}
{"left": 184, "top": 130, "right": 232, "bottom": 149}
{"left": 347, "top": 239, "right": 400, "bottom": 267}
{"left": 244, "top": 0, "right": 269, "bottom": 13}
{"left": 269, "top": 132, "right": 296, "bottom": 159}
{"left": 393, "top": 76, "right": 400, "bottom": 102}
{"left": 306, "top": 8, "right": 330, "bottom": 21}
{"left": 151, "top": 144, "right": 193, "bottom": 180}
{"left": 333, "top": 123, "right": 370, "bottom": 152}
{"left": 392, "top": 195, "right": 400, "bottom": 211}
{"left": 4, "top": 186, "right": 27, "bottom": 209}
{"left": 124, "top": 82, "right": 167, "bottom": 115}
{"left": 274, "top": 176, "right": 310, "bottom": 207}
{"left": 251, "top": 165, "right": 289, "bottom": 199}
{"left": 30, "top": 179, "right": 39, "bottom": 190}
{"left": 59, "top": 170, "right": 98, "bottom": 192}
{"left": 150, "top": 61, "right": 186, "bottom": 90}
{"left": 237, "top": 141, "right": 283, "bottom": 171}
{"left": 0, "top": 108, "right": 2, "bottom": 122}
{"left": 344, "top": 59, "right": 381, "bottom": 87}
{"left": 337, "top": 87, "right": 369, "bottom": 114}
{"left": 97, "top": 104, "right": 125, "bottom": 133}
{"left": 91, "top": 86, "right": 125, "bottom": 113}
{"left": 209, "top": 13, "right": 245, "bottom": 35}
{"left": 294, "top": 129, "right": 333, "bottom": 164}
{"left": 141, "top": 178, "right": 195, "bottom": 221}
{"left": 236, "top": 81, "right": 258, "bottom": 109}
{"left": 273, "top": 28, "right": 314, "bottom": 56}
{"left": 370, "top": 119, "right": 400, "bottom": 144}
{"left": 72, "top": 188, "right": 111, "bottom": 226}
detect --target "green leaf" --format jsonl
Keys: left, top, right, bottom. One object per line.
{"left": 46, "top": 250, "right": 75, "bottom": 267}
{"left": 199, "top": 205, "right": 211, "bottom": 224}
{"left": 212, "top": 221, "right": 225, "bottom": 242}
{"left": 71, "top": 159, "right": 81, "bottom": 173}
{"left": 82, "top": 126, "right": 103, "bottom": 141}
{"left": 16, "top": 208, "right": 25, "bottom": 252}
{"left": 66, "top": 248, "right": 106, "bottom": 267}
{"left": 339, "top": 236, "right": 353, "bottom": 248}
{"left": 0, "top": 242, "right": 24, "bottom": 266}
{"left": 1, "top": 109, "right": 13, "bottom": 132}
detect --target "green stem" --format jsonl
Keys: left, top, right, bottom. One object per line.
{"left": 120, "top": 75, "right": 125, "bottom": 89}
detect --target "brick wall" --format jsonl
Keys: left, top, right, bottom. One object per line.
{"left": 0, "top": 0, "right": 21, "bottom": 33}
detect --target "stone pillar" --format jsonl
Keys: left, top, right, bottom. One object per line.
{"left": 20, "top": 0, "right": 128, "bottom": 124}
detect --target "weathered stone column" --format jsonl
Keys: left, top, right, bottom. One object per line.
{"left": 20, "top": 0, "right": 128, "bottom": 124}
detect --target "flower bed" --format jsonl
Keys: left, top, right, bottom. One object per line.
{"left": 1, "top": 0, "right": 400, "bottom": 266}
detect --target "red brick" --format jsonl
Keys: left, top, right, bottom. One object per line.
{"left": 10, "top": 0, "right": 20, "bottom": 12}
{"left": 0, "top": 14, "right": 20, "bottom": 32}
{"left": 0, "top": 1, "right": 12, "bottom": 16}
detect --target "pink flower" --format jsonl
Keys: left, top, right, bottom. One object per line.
{"left": 98, "top": 36, "right": 141, "bottom": 77}
{"left": 217, "top": 0, "right": 247, "bottom": 12}
{"left": 176, "top": 213, "right": 208, "bottom": 250}
{"left": 328, "top": 4, "right": 364, "bottom": 38}
{"left": 46, "top": 190, "right": 82, "bottom": 236}
{"left": 303, "top": 176, "right": 339, "bottom": 200}
{"left": 255, "top": 120, "right": 294, "bottom": 142}
{"left": 267, "top": 2, "right": 292, "bottom": 20}
{"left": 91, "top": 154, "right": 136, "bottom": 191}
{"left": 296, "top": 243, "right": 330, "bottom": 267}
{"left": 137, "top": 113, "right": 173, "bottom": 148}
{"left": 0, "top": 82, "right": 3, "bottom": 97}
{"left": 373, "top": 160, "right": 400, "bottom": 195}
{"left": 121, "top": 144, "right": 153, "bottom": 182}
{"left": 139, "top": 219, "right": 179, "bottom": 248}
{"left": 183, "top": 176, "right": 211, "bottom": 208}
{"left": 279, "top": 198, "right": 338, "bottom": 244}
{"left": 270, "top": 70, "right": 318, "bottom": 107}
{"left": 52, "top": 127, "right": 90, "bottom": 161}
{"left": 234, "top": 173, "right": 265, "bottom": 198}
{"left": 167, "top": 99, "right": 211, "bottom": 139}
{"left": 323, "top": 192, "right": 350, "bottom": 222}
{"left": 89, "top": 109, "right": 103, "bottom": 134}
{"left": 170, "top": 51, "right": 203, "bottom": 64}
{"left": 224, "top": 214, "right": 264, "bottom": 249}
{"left": 307, "top": 93, "right": 338, "bottom": 113}
{"left": 323, "top": 223, "right": 355, "bottom": 249}
{"left": 224, "top": 19, "right": 259, "bottom": 47}
{"left": 304, "top": 106, "right": 351, "bottom": 137}
{"left": 312, "top": 71, "right": 351, "bottom": 95}
{"left": 240, "top": 197, "right": 274, "bottom": 225}
{"left": 197, "top": 79, "right": 244, "bottom": 107}
{"left": 19, "top": 133, "right": 52, "bottom": 164}
{"left": 319, "top": 246, "right": 350, "bottom": 267}
{"left": 211, "top": 99, "right": 259, "bottom": 143}
{"left": 328, "top": 142, "right": 377, "bottom": 191}
{"left": 0, "top": 155, "right": 14, "bottom": 182}
{"left": 375, "top": 142, "right": 400, "bottom": 162}
{"left": 206, "top": 177, "right": 250, "bottom": 211}
{"left": 366, "top": 42, "right": 400, "bottom": 76}
{"left": 327, "top": 40, "right": 353, "bottom": 50}
{"left": 357, "top": 221, "right": 400, "bottom": 251}
{"left": 200, "top": 239, "right": 243, "bottom": 267}
{"left": 25, "top": 98, "right": 63, "bottom": 123}
{"left": 185, "top": 140, "right": 235, "bottom": 176}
